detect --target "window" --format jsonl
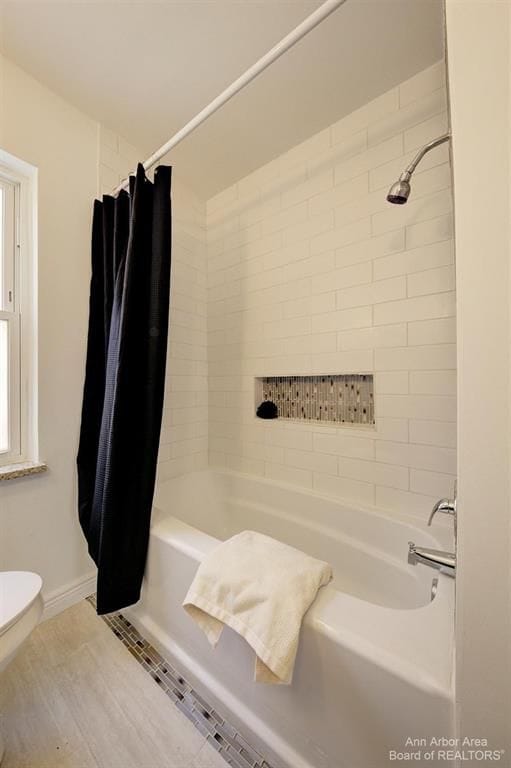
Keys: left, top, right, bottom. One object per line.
{"left": 0, "top": 157, "right": 36, "bottom": 468}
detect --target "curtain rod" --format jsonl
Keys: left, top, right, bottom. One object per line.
{"left": 113, "top": 0, "right": 347, "bottom": 195}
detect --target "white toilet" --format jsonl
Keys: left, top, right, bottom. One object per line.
{"left": 0, "top": 571, "right": 43, "bottom": 763}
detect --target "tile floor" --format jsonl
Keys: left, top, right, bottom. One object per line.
{"left": 0, "top": 601, "right": 227, "bottom": 768}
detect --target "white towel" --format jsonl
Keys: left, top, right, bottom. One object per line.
{"left": 182, "top": 530, "right": 332, "bottom": 684}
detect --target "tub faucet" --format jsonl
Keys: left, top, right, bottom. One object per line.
{"left": 408, "top": 541, "right": 456, "bottom": 577}
{"left": 408, "top": 487, "right": 457, "bottom": 577}
{"left": 428, "top": 497, "right": 456, "bottom": 527}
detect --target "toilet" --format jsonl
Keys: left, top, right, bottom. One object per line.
{"left": 0, "top": 571, "right": 43, "bottom": 763}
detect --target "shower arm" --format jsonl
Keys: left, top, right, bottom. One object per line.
{"left": 399, "top": 133, "right": 451, "bottom": 181}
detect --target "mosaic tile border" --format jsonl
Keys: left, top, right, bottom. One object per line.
{"left": 256, "top": 374, "right": 375, "bottom": 425}
{"left": 86, "top": 595, "right": 274, "bottom": 768}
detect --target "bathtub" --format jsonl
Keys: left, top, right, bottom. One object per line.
{"left": 125, "top": 469, "right": 455, "bottom": 768}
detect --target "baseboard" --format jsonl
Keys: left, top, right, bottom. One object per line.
{"left": 42, "top": 572, "right": 96, "bottom": 621}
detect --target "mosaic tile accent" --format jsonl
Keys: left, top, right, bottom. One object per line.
{"left": 257, "top": 374, "right": 374, "bottom": 425}
{"left": 86, "top": 595, "right": 274, "bottom": 768}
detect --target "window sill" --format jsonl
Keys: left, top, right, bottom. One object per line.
{"left": 0, "top": 461, "right": 48, "bottom": 482}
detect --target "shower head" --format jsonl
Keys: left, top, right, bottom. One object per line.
{"left": 386, "top": 133, "right": 451, "bottom": 205}
{"left": 386, "top": 175, "right": 411, "bottom": 205}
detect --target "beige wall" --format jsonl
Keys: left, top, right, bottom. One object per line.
{"left": 0, "top": 56, "right": 208, "bottom": 608}
{"left": 0, "top": 54, "right": 97, "bottom": 603}
{"left": 206, "top": 61, "right": 456, "bottom": 524}
{"left": 446, "top": 0, "right": 511, "bottom": 757}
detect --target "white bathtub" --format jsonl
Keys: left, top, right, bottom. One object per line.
{"left": 126, "top": 469, "right": 455, "bottom": 768}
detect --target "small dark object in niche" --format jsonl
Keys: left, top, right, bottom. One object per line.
{"left": 256, "top": 400, "right": 278, "bottom": 419}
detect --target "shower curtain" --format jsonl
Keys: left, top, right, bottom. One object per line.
{"left": 77, "top": 163, "right": 172, "bottom": 615}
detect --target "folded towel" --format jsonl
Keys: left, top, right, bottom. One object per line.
{"left": 183, "top": 530, "right": 332, "bottom": 684}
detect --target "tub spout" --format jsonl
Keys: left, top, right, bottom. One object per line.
{"left": 408, "top": 541, "right": 456, "bottom": 577}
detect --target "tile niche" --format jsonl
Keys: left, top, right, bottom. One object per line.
{"left": 256, "top": 374, "right": 374, "bottom": 426}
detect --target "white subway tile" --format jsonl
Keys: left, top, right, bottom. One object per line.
{"left": 240, "top": 193, "right": 281, "bottom": 229}
{"left": 265, "top": 462, "right": 313, "bottom": 489}
{"left": 338, "top": 324, "right": 407, "bottom": 351}
{"left": 312, "top": 262, "right": 372, "bottom": 295}
{"left": 286, "top": 448, "right": 338, "bottom": 475}
{"left": 374, "top": 371, "right": 409, "bottom": 395}
{"left": 368, "top": 88, "right": 447, "bottom": 147}
{"left": 375, "top": 441, "right": 456, "bottom": 473}
{"left": 376, "top": 394, "right": 456, "bottom": 421}
{"left": 407, "top": 265, "right": 455, "bottom": 297}
{"left": 281, "top": 169, "right": 333, "bottom": 209}
{"left": 375, "top": 344, "right": 456, "bottom": 371}
{"left": 374, "top": 417, "right": 409, "bottom": 442}
{"left": 283, "top": 251, "right": 335, "bottom": 282}
{"left": 409, "top": 419, "right": 457, "bottom": 448}
{"left": 335, "top": 136, "right": 404, "bottom": 185}
{"left": 262, "top": 353, "right": 312, "bottom": 375}
{"left": 410, "top": 469, "right": 455, "bottom": 497}
{"left": 405, "top": 162, "right": 452, "bottom": 200}
{"left": 399, "top": 61, "right": 446, "bottom": 107}
{"left": 278, "top": 333, "right": 337, "bottom": 356}
{"left": 374, "top": 292, "right": 456, "bottom": 326}
{"left": 309, "top": 173, "right": 369, "bottom": 217}
{"left": 311, "top": 217, "right": 371, "bottom": 256}
{"left": 376, "top": 486, "right": 437, "bottom": 519}
{"left": 204, "top": 63, "right": 455, "bottom": 506}
{"left": 266, "top": 427, "right": 313, "bottom": 451}
{"left": 313, "top": 432, "right": 375, "bottom": 459}
{"left": 410, "top": 370, "right": 457, "bottom": 396}
{"left": 311, "top": 306, "right": 372, "bottom": 334}
{"left": 338, "top": 457, "right": 409, "bottom": 490}
{"left": 311, "top": 293, "right": 337, "bottom": 315}
{"left": 371, "top": 189, "right": 453, "bottom": 237}
{"left": 264, "top": 316, "right": 312, "bottom": 339}
{"left": 408, "top": 317, "right": 456, "bottom": 346}
{"left": 283, "top": 210, "right": 334, "bottom": 247}
{"left": 373, "top": 239, "right": 454, "bottom": 280}
{"left": 224, "top": 222, "right": 262, "bottom": 252}
{"left": 369, "top": 144, "right": 450, "bottom": 192}
{"left": 283, "top": 297, "right": 318, "bottom": 319}
{"left": 262, "top": 202, "right": 308, "bottom": 236}
{"left": 335, "top": 229, "right": 405, "bottom": 268}
{"left": 282, "top": 293, "right": 335, "bottom": 318}
{"left": 406, "top": 213, "right": 453, "bottom": 250}
{"left": 404, "top": 112, "right": 449, "bottom": 153}
{"left": 313, "top": 472, "right": 375, "bottom": 506}
{"left": 263, "top": 240, "right": 309, "bottom": 270}
{"left": 309, "top": 130, "right": 368, "bottom": 178}
{"left": 309, "top": 349, "right": 374, "bottom": 374}
{"left": 225, "top": 454, "right": 265, "bottom": 476}
{"left": 208, "top": 280, "right": 241, "bottom": 302}
{"left": 337, "top": 275, "right": 406, "bottom": 309}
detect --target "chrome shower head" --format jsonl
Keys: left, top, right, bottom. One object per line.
{"left": 386, "top": 176, "right": 411, "bottom": 205}
{"left": 385, "top": 133, "right": 451, "bottom": 206}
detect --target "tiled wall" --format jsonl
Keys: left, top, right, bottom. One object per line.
{"left": 98, "top": 128, "right": 208, "bottom": 482}
{"left": 206, "top": 61, "right": 456, "bottom": 522}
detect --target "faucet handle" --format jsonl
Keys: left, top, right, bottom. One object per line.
{"left": 428, "top": 497, "right": 456, "bottom": 526}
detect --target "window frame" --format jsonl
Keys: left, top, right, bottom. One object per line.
{"left": 0, "top": 156, "right": 37, "bottom": 468}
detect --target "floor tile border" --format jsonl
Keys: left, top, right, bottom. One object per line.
{"left": 86, "top": 595, "right": 274, "bottom": 768}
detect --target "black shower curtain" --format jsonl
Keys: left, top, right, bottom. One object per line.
{"left": 77, "top": 163, "right": 172, "bottom": 615}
